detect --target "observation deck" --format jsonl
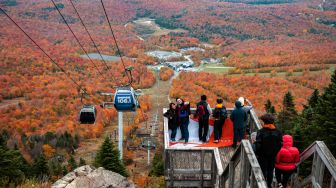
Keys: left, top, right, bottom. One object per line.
{"left": 163, "top": 108, "right": 336, "bottom": 188}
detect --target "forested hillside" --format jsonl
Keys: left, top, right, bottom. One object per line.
{"left": 0, "top": 0, "right": 335, "bottom": 187}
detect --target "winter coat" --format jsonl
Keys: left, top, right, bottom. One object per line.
{"left": 230, "top": 101, "right": 247, "bottom": 129}
{"left": 177, "top": 101, "right": 191, "bottom": 122}
{"left": 164, "top": 109, "right": 178, "bottom": 130}
{"left": 255, "top": 124, "right": 282, "bottom": 159}
{"left": 275, "top": 135, "right": 300, "bottom": 171}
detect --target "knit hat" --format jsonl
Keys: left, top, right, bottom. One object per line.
{"left": 238, "top": 97, "right": 244, "bottom": 106}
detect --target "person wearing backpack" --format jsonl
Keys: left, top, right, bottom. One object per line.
{"left": 176, "top": 98, "right": 191, "bottom": 144}
{"left": 163, "top": 103, "right": 178, "bottom": 142}
{"left": 230, "top": 100, "right": 247, "bottom": 148}
{"left": 212, "top": 98, "right": 227, "bottom": 143}
{"left": 275, "top": 135, "right": 300, "bottom": 188}
{"left": 196, "top": 95, "right": 212, "bottom": 143}
{"left": 255, "top": 113, "right": 283, "bottom": 188}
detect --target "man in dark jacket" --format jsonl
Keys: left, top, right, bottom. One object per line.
{"left": 230, "top": 100, "right": 247, "bottom": 148}
{"left": 255, "top": 113, "right": 282, "bottom": 188}
{"left": 196, "top": 95, "right": 212, "bottom": 143}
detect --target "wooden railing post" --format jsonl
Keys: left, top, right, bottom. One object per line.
{"left": 228, "top": 161, "right": 235, "bottom": 188}
{"left": 170, "top": 150, "right": 174, "bottom": 188}
{"left": 201, "top": 150, "right": 204, "bottom": 188}
{"left": 240, "top": 146, "right": 248, "bottom": 187}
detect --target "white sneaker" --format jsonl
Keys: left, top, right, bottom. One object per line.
{"left": 278, "top": 183, "right": 283, "bottom": 188}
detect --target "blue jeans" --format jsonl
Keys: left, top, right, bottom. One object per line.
{"left": 170, "top": 126, "right": 177, "bottom": 141}
{"left": 233, "top": 127, "right": 245, "bottom": 146}
{"left": 180, "top": 117, "right": 189, "bottom": 142}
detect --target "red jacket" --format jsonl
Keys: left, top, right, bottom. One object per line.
{"left": 275, "top": 135, "right": 300, "bottom": 171}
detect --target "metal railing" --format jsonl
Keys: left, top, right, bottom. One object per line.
{"left": 291, "top": 141, "right": 336, "bottom": 188}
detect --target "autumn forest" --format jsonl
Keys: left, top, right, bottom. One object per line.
{"left": 0, "top": 0, "right": 335, "bottom": 187}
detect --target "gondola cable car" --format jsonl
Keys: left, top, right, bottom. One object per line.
{"left": 78, "top": 89, "right": 97, "bottom": 124}
{"left": 79, "top": 105, "right": 97, "bottom": 124}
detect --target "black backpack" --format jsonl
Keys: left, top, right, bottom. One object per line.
{"left": 213, "top": 107, "right": 227, "bottom": 120}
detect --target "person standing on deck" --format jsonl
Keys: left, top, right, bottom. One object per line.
{"left": 238, "top": 97, "right": 253, "bottom": 134}
{"left": 212, "top": 98, "right": 227, "bottom": 143}
{"left": 196, "top": 95, "right": 212, "bottom": 143}
{"left": 230, "top": 100, "right": 247, "bottom": 148}
{"left": 163, "top": 103, "right": 178, "bottom": 142}
{"left": 176, "top": 98, "right": 191, "bottom": 144}
{"left": 255, "top": 113, "right": 282, "bottom": 188}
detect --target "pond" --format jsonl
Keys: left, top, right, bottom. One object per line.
{"left": 80, "top": 53, "right": 121, "bottom": 62}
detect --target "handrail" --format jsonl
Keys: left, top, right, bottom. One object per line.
{"left": 223, "top": 140, "right": 268, "bottom": 188}
{"left": 291, "top": 141, "right": 336, "bottom": 188}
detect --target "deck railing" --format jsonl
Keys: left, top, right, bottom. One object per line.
{"left": 291, "top": 141, "right": 336, "bottom": 188}
{"left": 222, "top": 140, "right": 267, "bottom": 188}
{"left": 163, "top": 108, "right": 267, "bottom": 188}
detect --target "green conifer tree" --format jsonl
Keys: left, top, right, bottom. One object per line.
{"left": 277, "top": 91, "right": 298, "bottom": 133}
{"left": 264, "top": 99, "right": 276, "bottom": 114}
{"left": 95, "top": 137, "right": 128, "bottom": 177}
{"left": 32, "top": 154, "right": 48, "bottom": 179}
{"left": 68, "top": 155, "right": 77, "bottom": 171}
{"left": 310, "top": 71, "right": 336, "bottom": 155}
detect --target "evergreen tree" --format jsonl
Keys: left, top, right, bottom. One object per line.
{"left": 0, "top": 146, "right": 26, "bottom": 186}
{"left": 149, "top": 150, "right": 164, "bottom": 176}
{"left": 79, "top": 157, "right": 86, "bottom": 166}
{"left": 277, "top": 91, "right": 298, "bottom": 133}
{"left": 95, "top": 137, "right": 128, "bottom": 177}
{"left": 68, "top": 155, "right": 77, "bottom": 171}
{"left": 302, "top": 89, "right": 320, "bottom": 123}
{"left": 309, "top": 71, "right": 336, "bottom": 155}
{"left": 32, "top": 154, "right": 49, "bottom": 179}
{"left": 264, "top": 99, "right": 276, "bottom": 114}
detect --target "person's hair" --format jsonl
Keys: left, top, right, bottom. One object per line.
{"left": 216, "top": 98, "right": 223, "bottom": 104}
{"left": 260, "top": 113, "right": 275, "bottom": 124}
{"left": 175, "top": 98, "right": 179, "bottom": 102}
{"left": 169, "top": 103, "right": 175, "bottom": 110}
{"left": 201, "top": 95, "right": 207, "bottom": 101}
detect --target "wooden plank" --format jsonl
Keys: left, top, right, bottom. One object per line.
{"left": 250, "top": 171, "right": 256, "bottom": 188}
{"left": 170, "top": 150, "right": 174, "bottom": 187}
{"left": 213, "top": 148, "right": 224, "bottom": 175}
{"left": 241, "top": 140, "right": 268, "bottom": 188}
{"left": 228, "top": 161, "right": 235, "bottom": 188}
{"left": 201, "top": 150, "right": 205, "bottom": 188}
{"left": 169, "top": 180, "right": 214, "bottom": 187}
{"left": 312, "top": 176, "right": 322, "bottom": 188}
{"left": 249, "top": 109, "right": 262, "bottom": 130}
{"left": 297, "top": 141, "right": 317, "bottom": 166}
{"left": 317, "top": 156, "right": 325, "bottom": 186}
{"left": 163, "top": 108, "right": 170, "bottom": 149}
{"left": 330, "top": 178, "right": 335, "bottom": 188}
{"left": 240, "top": 147, "right": 247, "bottom": 188}
{"left": 167, "top": 169, "right": 213, "bottom": 174}
{"left": 211, "top": 152, "right": 216, "bottom": 187}
{"left": 315, "top": 141, "right": 336, "bottom": 180}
